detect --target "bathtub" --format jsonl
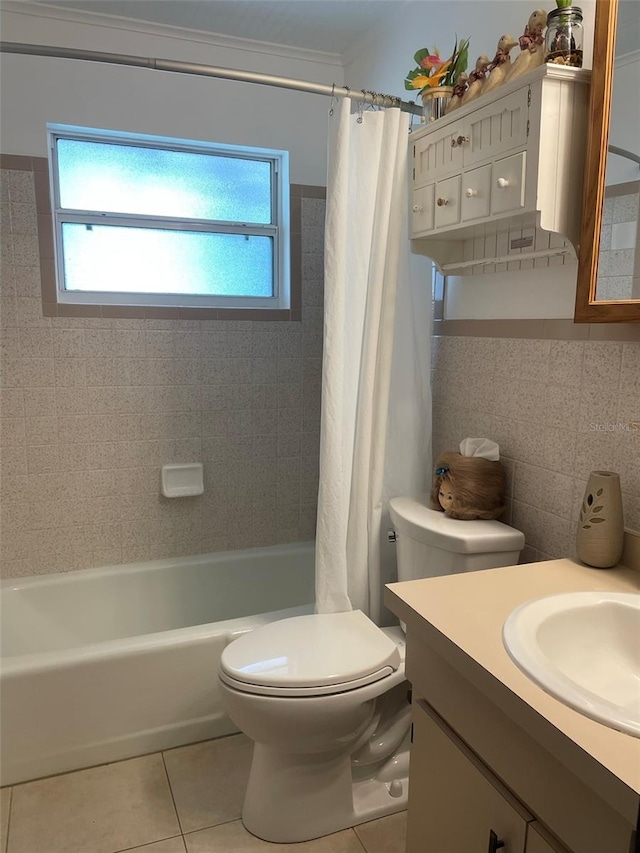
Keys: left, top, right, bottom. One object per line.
{"left": 0, "top": 542, "right": 315, "bottom": 786}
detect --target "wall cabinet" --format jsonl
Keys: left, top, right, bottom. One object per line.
{"left": 409, "top": 65, "right": 590, "bottom": 273}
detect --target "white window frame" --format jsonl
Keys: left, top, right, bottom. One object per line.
{"left": 47, "top": 124, "right": 290, "bottom": 310}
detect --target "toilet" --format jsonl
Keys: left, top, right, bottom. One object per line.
{"left": 218, "top": 496, "right": 525, "bottom": 843}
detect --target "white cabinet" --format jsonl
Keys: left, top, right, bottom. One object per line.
{"left": 413, "top": 119, "right": 464, "bottom": 186}
{"left": 401, "top": 631, "right": 637, "bottom": 853}
{"left": 463, "top": 86, "right": 529, "bottom": 168}
{"left": 411, "top": 184, "right": 434, "bottom": 232}
{"left": 408, "top": 699, "right": 530, "bottom": 853}
{"left": 407, "top": 697, "right": 613, "bottom": 853}
{"left": 434, "top": 176, "right": 461, "bottom": 228}
{"left": 491, "top": 152, "right": 527, "bottom": 215}
{"left": 461, "top": 164, "right": 491, "bottom": 221}
{"left": 409, "top": 65, "right": 590, "bottom": 272}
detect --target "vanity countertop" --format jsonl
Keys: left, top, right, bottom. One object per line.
{"left": 384, "top": 558, "right": 640, "bottom": 797}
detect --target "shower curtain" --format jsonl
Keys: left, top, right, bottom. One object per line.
{"left": 315, "top": 99, "right": 432, "bottom": 624}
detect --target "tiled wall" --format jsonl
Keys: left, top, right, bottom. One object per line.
{"left": 596, "top": 186, "right": 639, "bottom": 300}
{"left": 0, "top": 166, "right": 325, "bottom": 578}
{"left": 432, "top": 334, "right": 640, "bottom": 563}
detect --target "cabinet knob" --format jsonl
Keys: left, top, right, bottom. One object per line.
{"left": 487, "top": 830, "right": 505, "bottom": 853}
{"left": 436, "top": 197, "right": 449, "bottom": 207}
{"left": 465, "top": 188, "right": 478, "bottom": 198}
{"left": 412, "top": 204, "right": 424, "bottom": 213}
{"left": 496, "top": 177, "right": 510, "bottom": 189}
{"left": 450, "top": 135, "right": 470, "bottom": 148}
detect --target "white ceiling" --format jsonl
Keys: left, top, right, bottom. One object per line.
{"left": 21, "top": 0, "right": 640, "bottom": 58}
{"left": 25, "top": 0, "right": 407, "bottom": 56}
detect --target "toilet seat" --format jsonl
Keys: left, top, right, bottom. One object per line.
{"left": 219, "top": 665, "right": 398, "bottom": 697}
{"left": 219, "top": 610, "right": 401, "bottom": 697}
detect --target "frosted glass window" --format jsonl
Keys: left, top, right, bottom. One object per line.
{"left": 48, "top": 125, "right": 290, "bottom": 310}
{"left": 57, "top": 139, "right": 273, "bottom": 224}
{"left": 62, "top": 224, "right": 274, "bottom": 297}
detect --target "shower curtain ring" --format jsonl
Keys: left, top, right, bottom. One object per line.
{"left": 329, "top": 83, "right": 336, "bottom": 116}
{"left": 357, "top": 90, "right": 366, "bottom": 123}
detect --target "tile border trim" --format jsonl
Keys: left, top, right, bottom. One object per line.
{"left": 433, "top": 318, "right": 640, "bottom": 341}
{"left": 604, "top": 180, "right": 639, "bottom": 199}
{"left": 622, "top": 530, "right": 640, "bottom": 573}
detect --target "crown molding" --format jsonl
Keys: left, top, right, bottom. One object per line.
{"left": 1, "top": 1, "right": 346, "bottom": 69}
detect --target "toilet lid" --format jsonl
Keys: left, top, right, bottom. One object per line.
{"left": 220, "top": 610, "right": 401, "bottom": 690}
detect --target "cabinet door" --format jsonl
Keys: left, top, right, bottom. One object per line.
{"left": 407, "top": 700, "right": 529, "bottom": 853}
{"left": 526, "top": 823, "right": 570, "bottom": 853}
{"left": 461, "top": 164, "right": 492, "bottom": 222}
{"left": 411, "top": 184, "right": 435, "bottom": 236}
{"left": 462, "top": 86, "right": 530, "bottom": 169}
{"left": 491, "top": 152, "right": 527, "bottom": 215}
{"left": 434, "top": 175, "right": 461, "bottom": 229}
{"left": 413, "top": 122, "right": 464, "bottom": 187}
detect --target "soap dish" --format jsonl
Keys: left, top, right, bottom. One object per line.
{"left": 161, "top": 463, "right": 204, "bottom": 498}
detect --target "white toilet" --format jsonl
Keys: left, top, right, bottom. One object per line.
{"left": 219, "top": 496, "right": 525, "bottom": 843}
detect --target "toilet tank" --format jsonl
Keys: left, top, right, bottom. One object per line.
{"left": 389, "top": 496, "right": 525, "bottom": 583}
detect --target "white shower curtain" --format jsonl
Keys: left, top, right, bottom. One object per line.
{"left": 315, "top": 99, "right": 432, "bottom": 624}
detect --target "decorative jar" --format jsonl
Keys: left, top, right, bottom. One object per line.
{"left": 545, "top": 6, "right": 584, "bottom": 68}
{"left": 576, "top": 470, "right": 624, "bottom": 568}
{"left": 421, "top": 87, "right": 454, "bottom": 122}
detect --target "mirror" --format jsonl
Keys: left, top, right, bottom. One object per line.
{"left": 575, "top": 0, "right": 640, "bottom": 322}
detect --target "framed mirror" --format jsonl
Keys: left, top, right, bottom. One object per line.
{"left": 574, "top": 0, "right": 640, "bottom": 322}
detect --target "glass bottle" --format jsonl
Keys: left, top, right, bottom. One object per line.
{"left": 545, "top": 6, "right": 584, "bottom": 68}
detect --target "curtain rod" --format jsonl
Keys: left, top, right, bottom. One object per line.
{"left": 608, "top": 145, "right": 640, "bottom": 167}
{"left": 0, "top": 41, "right": 422, "bottom": 116}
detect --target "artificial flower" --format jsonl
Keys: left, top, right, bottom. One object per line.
{"left": 405, "top": 37, "right": 470, "bottom": 97}
{"left": 420, "top": 51, "right": 446, "bottom": 70}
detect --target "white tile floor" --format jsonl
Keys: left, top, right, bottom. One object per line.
{"left": 0, "top": 735, "right": 407, "bottom": 853}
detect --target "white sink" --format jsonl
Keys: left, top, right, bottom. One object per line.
{"left": 503, "top": 592, "right": 640, "bottom": 737}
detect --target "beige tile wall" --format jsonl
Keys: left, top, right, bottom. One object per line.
{"left": 0, "top": 168, "right": 325, "bottom": 578}
{"left": 596, "top": 189, "right": 639, "bottom": 300}
{"left": 432, "top": 335, "right": 640, "bottom": 562}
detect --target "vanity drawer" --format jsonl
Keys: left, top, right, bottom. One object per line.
{"left": 411, "top": 184, "right": 435, "bottom": 236}
{"left": 491, "top": 152, "right": 526, "bottom": 215}
{"left": 434, "top": 175, "right": 461, "bottom": 229}
{"left": 461, "top": 164, "right": 492, "bottom": 222}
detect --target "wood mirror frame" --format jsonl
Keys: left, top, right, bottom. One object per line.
{"left": 574, "top": 0, "right": 640, "bottom": 322}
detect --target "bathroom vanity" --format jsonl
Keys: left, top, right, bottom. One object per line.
{"left": 385, "top": 558, "right": 640, "bottom": 853}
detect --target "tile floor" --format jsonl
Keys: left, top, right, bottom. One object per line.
{"left": 0, "top": 734, "right": 407, "bottom": 853}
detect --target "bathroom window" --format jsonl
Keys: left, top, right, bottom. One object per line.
{"left": 48, "top": 125, "right": 290, "bottom": 310}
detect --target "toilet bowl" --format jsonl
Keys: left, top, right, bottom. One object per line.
{"left": 219, "top": 497, "right": 525, "bottom": 843}
{"left": 220, "top": 611, "right": 409, "bottom": 842}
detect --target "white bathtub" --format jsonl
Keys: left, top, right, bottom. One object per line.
{"left": 0, "top": 542, "right": 315, "bottom": 786}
